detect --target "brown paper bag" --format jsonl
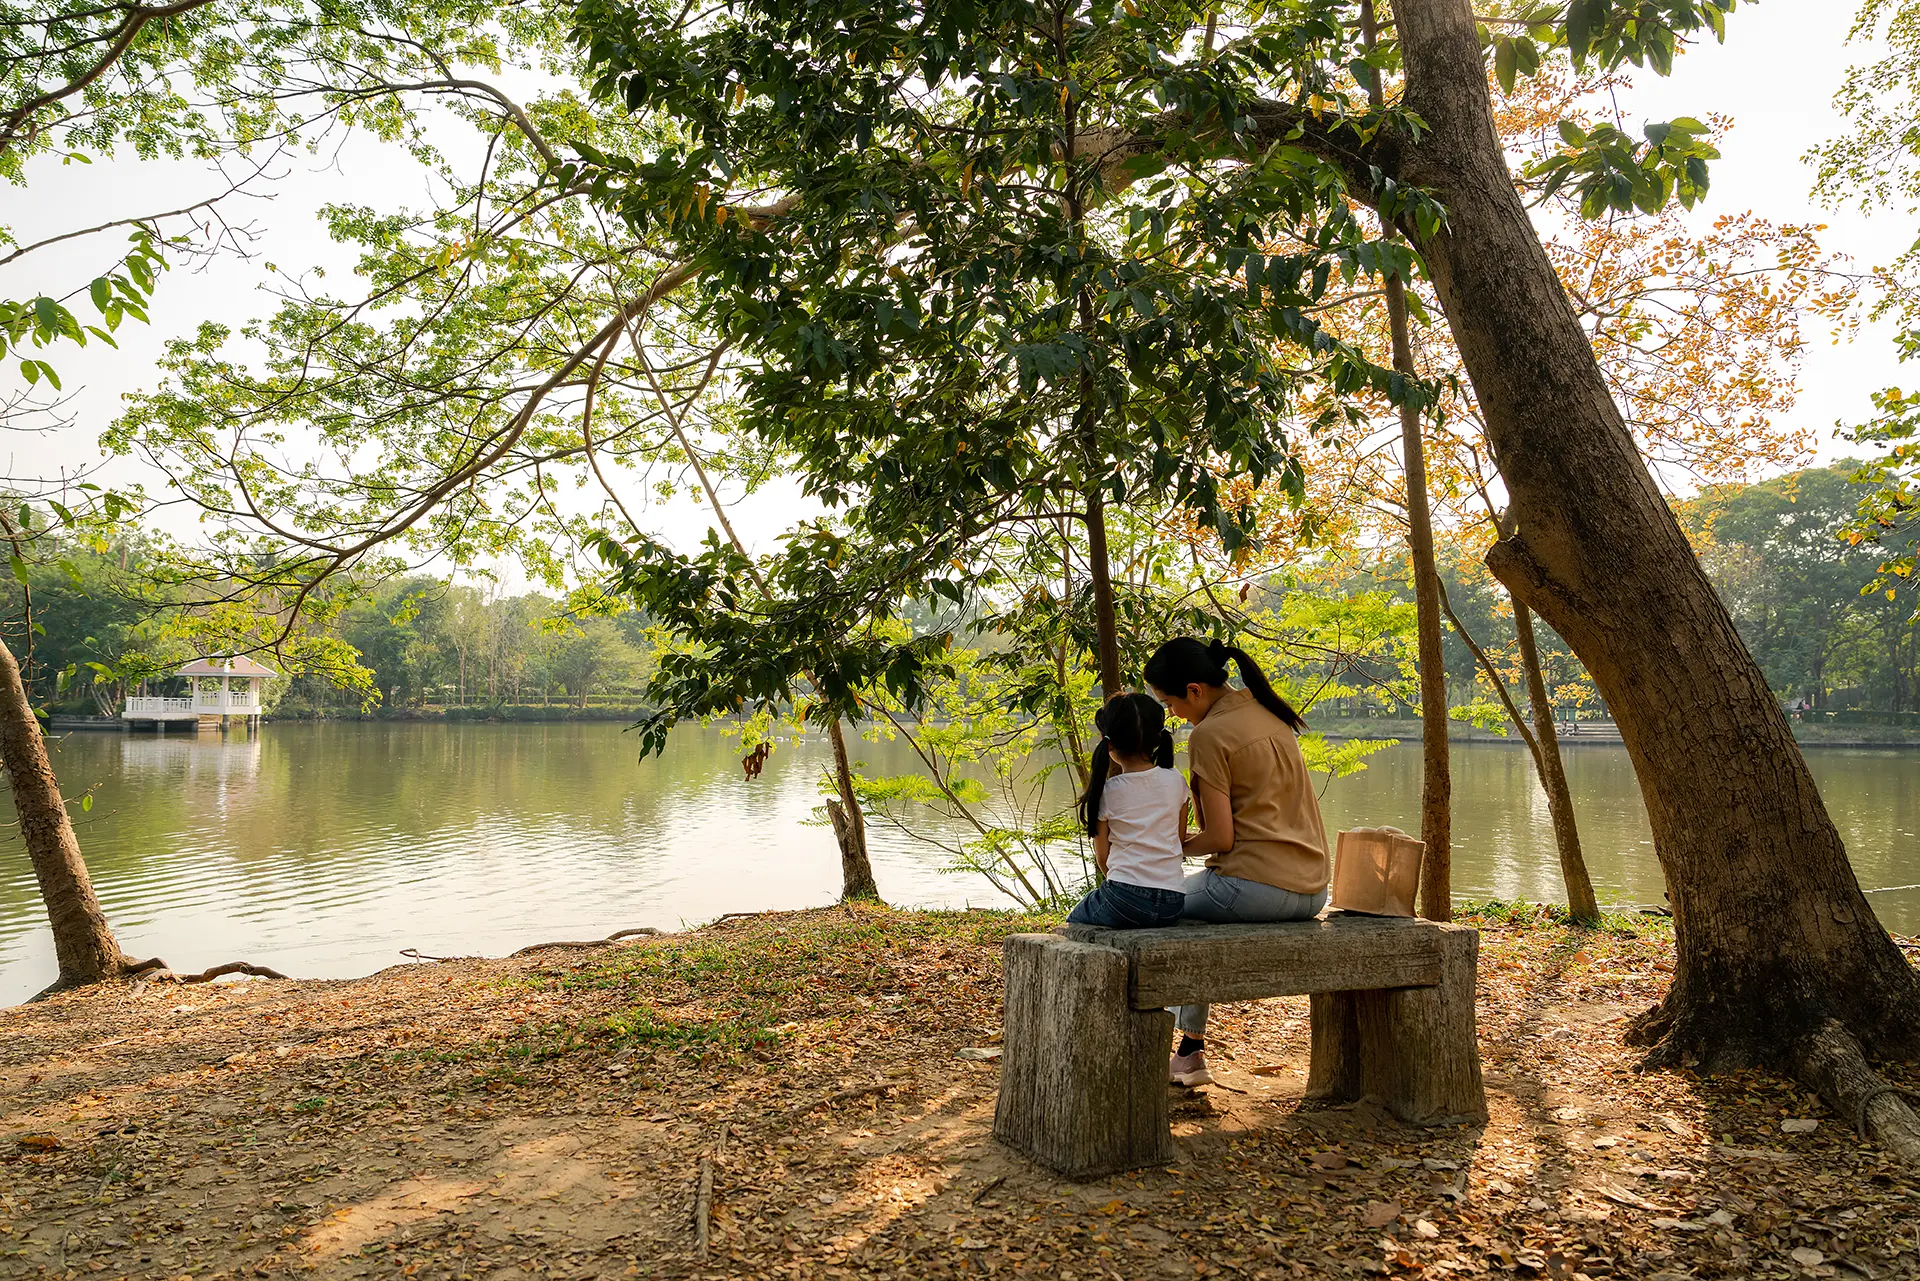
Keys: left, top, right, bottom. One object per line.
{"left": 1331, "top": 826, "right": 1426, "bottom": 917}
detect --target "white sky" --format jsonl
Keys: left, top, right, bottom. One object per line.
{"left": 1, "top": 2, "right": 1908, "bottom": 590}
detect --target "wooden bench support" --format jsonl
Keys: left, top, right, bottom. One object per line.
{"left": 1304, "top": 925, "right": 1485, "bottom": 1126}
{"left": 996, "top": 918, "right": 1487, "bottom": 1178}
{"left": 993, "top": 935, "right": 1177, "bottom": 1178}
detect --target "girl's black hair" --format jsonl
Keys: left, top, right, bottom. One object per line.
{"left": 1078, "top": 691, "right": 1176, "bottom": 837}
{"left": 1142, "top": 636, "right": 1307, "bottom": 733}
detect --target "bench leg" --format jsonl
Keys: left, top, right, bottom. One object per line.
{"left": 994, "top": 934, "right": 1176, "bottom": 1178}
{"left": 1305, "top": 927, "right": 1488, "bottom": 1126}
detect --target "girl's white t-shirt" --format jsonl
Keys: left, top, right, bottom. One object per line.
{"left": 1100, "top": 767, "right": 1191, "bottom": 893}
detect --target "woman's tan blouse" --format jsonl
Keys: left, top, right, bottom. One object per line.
{"left": 1186, "top": 687, "right": 1330, "bottom": 894}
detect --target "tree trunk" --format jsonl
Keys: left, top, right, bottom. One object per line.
{"left": 1386, "top": 272, "right": 1452, "bottom": 923}
{"left": 0, "top": 639, "right": 126, "bottom": 993}
{"left": 1084, "top": 488, "right": 1123, "bottom": 697}
{"left": 1513, "top": 597, "right": 1600, "bottom": 923}
{"left": 1390, "top": 0, "right": 1920, "bottom": 1073}
{"left": 827, "top": 717, "right": 880, "bottom": 900}
{"left": 1363, "top": 0, "right": 1449, "bottom": 921}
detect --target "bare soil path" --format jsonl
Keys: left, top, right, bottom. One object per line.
{"left": 2, "top": 905, "right": 1915, "bottom": 1279}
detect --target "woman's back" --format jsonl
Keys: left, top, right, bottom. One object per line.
{"left": 1186, "top": 687, "right": 1329, "bottom": 895}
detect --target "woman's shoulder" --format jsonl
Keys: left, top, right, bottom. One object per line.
{"left": 1195, "top": 690, "right": 1295, "bottom": 749}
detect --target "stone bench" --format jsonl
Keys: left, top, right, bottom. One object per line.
{"left": 992, "top": 915, "right": 1487, "bottom": 1178}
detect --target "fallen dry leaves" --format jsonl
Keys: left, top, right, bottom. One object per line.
{"left": 0, "top": 903, "right": 1914, "bottom": 1280}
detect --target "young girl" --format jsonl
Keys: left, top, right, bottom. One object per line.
{"left": 1066, "top": 692, "right": 1192, "bottom": 929}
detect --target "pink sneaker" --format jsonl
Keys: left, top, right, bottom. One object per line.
{"left": 1169, "top": 1050, "right": 1213, "bottom": 1087}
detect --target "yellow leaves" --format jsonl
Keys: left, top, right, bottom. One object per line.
{"left": 733, "top": 82, "right": 746, "bottom": 109}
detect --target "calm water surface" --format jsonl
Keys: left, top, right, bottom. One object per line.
{"left": 2, "top": 723, "right": 1915, "bottom": 1003}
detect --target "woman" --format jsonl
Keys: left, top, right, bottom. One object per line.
{"left": 1144, "top": 636, "right": 1331, "bottom": 1087}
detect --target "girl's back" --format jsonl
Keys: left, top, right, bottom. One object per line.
{"left": 1098, "top": 766, "right": 1189, "bottom": 892}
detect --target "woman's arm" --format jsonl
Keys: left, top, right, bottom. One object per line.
{"left": 1181, "top": 780, "right": 1234, "bottom": 858}
{"left": 1094, "top": 819, "right": 1111, "bottom": 877}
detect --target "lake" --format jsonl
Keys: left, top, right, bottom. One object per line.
{"left": 2, "top": 722, "right": 1915, "bottom": 1004}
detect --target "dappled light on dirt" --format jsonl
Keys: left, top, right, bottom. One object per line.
{"left": 1, "top": 905, "right": 1915, "bottom": 1278}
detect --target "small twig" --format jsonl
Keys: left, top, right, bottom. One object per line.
{"left": 787, "top": 1081, "right": 892, "bottom": 1117}
{"left": 970, "top": 1175, "right": 1007, "bottom": 1205}
{"left": 694, "top": 1153, "right": 715, "bottom": 1260}
{"left": 509, "top": 927, "right": 663, "bottom": 958}
{"left": 398, "top": 948, "right": 483, "bottom": 963}
{"left": 707, "top": 911, "right": 772, "bottom": 928}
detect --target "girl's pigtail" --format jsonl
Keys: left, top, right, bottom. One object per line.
{"left": 1153, "top": 726, "right": 1175, "bottom": 769}
{"left": 1222, "top": 643, "right": 1307, "bottom": 732}
{"left": 1079, "top": 738, "right": 1112, "bottom": 837}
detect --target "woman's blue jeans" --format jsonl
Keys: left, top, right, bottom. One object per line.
{"left": 1173, "top": 870, "right": 1329, "bottom": 1037}
{"left": 1066, "top": 879, "right": 1187, "bottom": 929}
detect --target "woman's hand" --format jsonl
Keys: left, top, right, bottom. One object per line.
{"left": 1181, "top": 779, "right": 1233, "bottom": 858}
{"left": 1094, "top": 819, "right": 1111, "bottom": 877}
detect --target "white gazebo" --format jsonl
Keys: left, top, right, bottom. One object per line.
{"left": 123, "top": 655, "right": 276, "bottom": 731}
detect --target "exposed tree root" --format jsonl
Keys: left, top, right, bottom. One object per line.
{"left": 1630, "top": 997, "right": 1920, "bottom": 1165}
{"left": 29, "top": 956, "right": 288, "bottom": 1001}
{"left": 508, "top": 927, "right": 663, "bottom": 958}
{"left": 129, "top": 959, "right": 291, "bottom": 985}
{"left": 1793, "top": 1019, "right": 1920, "bottom": 1165}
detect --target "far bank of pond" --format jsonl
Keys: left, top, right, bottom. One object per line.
{"left": 2, "top": 723, "right": 1916, "bottom": 1002}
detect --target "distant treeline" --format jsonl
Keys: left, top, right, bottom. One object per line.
{"left": 4, "top": 464, "right": 1914, "bottom": 718}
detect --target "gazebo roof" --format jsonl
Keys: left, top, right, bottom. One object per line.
{"left": 178, "top": 655, "right": 278, "bottom": 678}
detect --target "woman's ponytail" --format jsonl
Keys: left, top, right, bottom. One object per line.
{"left": 1147, "top": 635, "right": 1305, "bottom": 732}
{"left": 1217, "top": 640, "right": 1306, "bottom": 732}
{"left": 1153, "top": 727, "right": 1174, "bottom": 769}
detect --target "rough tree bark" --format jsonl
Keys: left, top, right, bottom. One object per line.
{"left": 1512, "top": 596, "right": 1599, "bottom": 923}
{"left": 1383, "top": 0, "right": 1920, "bottom": 1100}
{"left": 0, "top": 638, "right": 128, "bottom": 994}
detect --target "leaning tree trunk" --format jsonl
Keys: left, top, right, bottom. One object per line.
{"left": 1390, "top": 0, "right": 1920, "bottom": 1079}
{"left": 0, "top": 639, "right": 126, "bottom": 993}
{"left": 1512, "top": 597, "right": 1599, "bottom": 923}
{"left": 826, "top": 718, "right": 880, "bottom": 901}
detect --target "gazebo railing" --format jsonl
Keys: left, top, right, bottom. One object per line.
{"left": 125, "top": 697, "right": 193, "bottom": 714}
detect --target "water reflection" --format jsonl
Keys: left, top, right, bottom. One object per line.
{"left": 2, "top": 724, "right": 1914, "bottom": 1003}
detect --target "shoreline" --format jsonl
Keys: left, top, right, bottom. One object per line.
{"left": 50, "top": 712, "right": 1920, "bottom": 749}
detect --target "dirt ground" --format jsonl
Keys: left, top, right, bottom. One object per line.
{"left": 2, "top": 904, "right": 1917, "bottom": 1280}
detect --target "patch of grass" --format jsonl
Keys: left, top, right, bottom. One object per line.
{"left": 477, "top": 906, "right": 1062, "bottom": 1070}
{"left": 1456, "top": 898, "right": 1670, "bottom": 938}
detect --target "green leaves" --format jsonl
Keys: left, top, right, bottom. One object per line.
{"left": 3, "top": 229, "right": 165, "bottom": 381}
{"left": 1529, "top": 117, "right": 1719, "bottom": 218}
{"left": 1561, "top": 0, "right": 1738, "bottom": 73}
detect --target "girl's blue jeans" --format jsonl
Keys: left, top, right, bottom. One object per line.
{"left": 1172, "top": 871, "right": 1329, "bottom": 1037}
{"left": 1066, "top": 879, "right": 1187, "bottom": 929}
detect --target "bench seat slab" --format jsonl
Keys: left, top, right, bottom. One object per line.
{"left": 1062, "top": 916, "right": 1457, "bottom": 1008}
